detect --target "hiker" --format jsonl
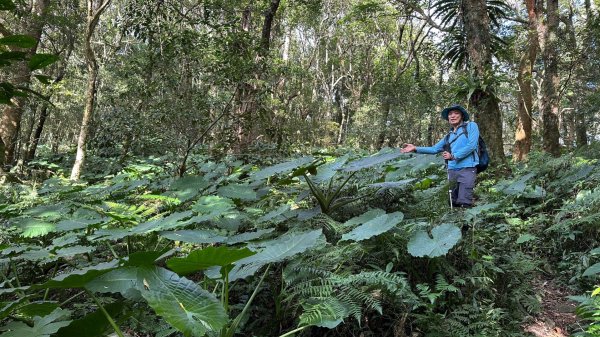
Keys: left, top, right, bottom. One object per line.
{"left": 400, "top": 105, "right": 480, "bottom": 208}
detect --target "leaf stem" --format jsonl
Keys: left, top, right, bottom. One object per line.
{"left": 59, "top": 290, "right": 85, "bottom": 307}
{"left": 224, "top": 264, "right": 270, "bottom": 337}
{"left": 106, "top": 242, "right": 119, "bottom": 259}
{"left": 43, "top": 260, "right": 60, "bottom": 301}
{"left": 87, "top": 290, "right": 126, "bottom": 337}
{"left": 278, "top": 325, "right": 308, "bottom": 337}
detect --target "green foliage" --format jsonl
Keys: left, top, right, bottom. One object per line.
{"left": 0, "top": 308, "right": 71, "bottom": 337}
{"left": 3, "top": 146, "right": 600, "bottom": 336}
{"left": 0, "top": 2, "right": 58, "bottom": 104}
{"left": 138, "top": 267, "right": 228, "bottom": 337}
{"left": 407, "top": 223, "right": 462, "bottom": 257}
{"left": 573, "top": 287, "right": 600, "bottom": 336}
{"left": 340, "top": 211, "right": 403, "bottom": 242}
{"left": 166, "top": 246, "right": 255, "bottom": 276}
{"left": 54, "top": 302, "right": 124, "bottom": 337}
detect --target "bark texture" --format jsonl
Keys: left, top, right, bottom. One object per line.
{"left": 0, "top": 0, "right": 50, "bottom": 166}
{"left": 70, "top": 0, "right": 112, "bottom": 180}
{"left": 541, "top": 0, "right": 561, "bottom": 156}
{"left": 462, "top": 0, "right": 505, "bottom": 164}
{"left": 514, "top": 0, "right": 539, "bottom": 162}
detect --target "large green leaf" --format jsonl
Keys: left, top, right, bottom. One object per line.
{"left": 368, "top": 179, "right": 416, "bottom": 189}
{"left": 0, "top": 297, "right": 31, "bottom": 320}
{"left": 20, "top": 247, "right": 53, "bottom": 262}
{"left": 0, "top": 0, "right": 16, "bottom": 11}
{"left": 124, "top": 250, "right": 170, "bottom": 266}
{"left": 15, "top": 302, "right": 59, "bottom": 319}
{"left": 28, "top": 54, "right": 58, "bottom": 71}
{"left": 407, "top": 223, "right": 462, "bottom": 257}
{"left": 160, "top": 230, "right": 226, "bottom": 244}
{"left": 167, "top": 247, "right": 255, "bottom": 276}
{"left": 53, "top": 245, "right": 95, "bottom": 258}
{"left": 342, "top": 209, "right": 386, "bottom": 228}
{"left": 464, "top": 202, "right": 500, "bottom": 220}
{"left": 23, "top": 204, "right": 67, "bottom": 220}
{"left": 0, "top": 35, "right": 37, "bottom": 48}
{"left": 55, "top": 218, "right": 106, "bottom": 232}
{"left": 138, "top": 267, "right": 228, "bottom": 337}
{"left": 35, "top": 261, "right": 119, "bottom": 289}
{"left": 583, "top": 263, "right": 600, "bottom": 277}
{"left": 15, "top": 218, "right": 55, "bottom": 238}
{"left": 0, "top": 82, "right": 17, "bottom": 104}
{"left": 0, "top": 51, "right": 25, "bottom": 62}
{"left": 55, "top": 302, "right": 124, "bottom": 337}
{"left": 217, "top": 184, "right": 257, "bottom": 201}
{"left": 230, "top": 229, "right": 325, "bottom": 280}
{"left": 225, "top": 228, "right": 275, "bottom": 244}
{"left": 0, "top": 308, "right": 71, "bottom": 337}
{"left": 88, "top": 228, "right": 130, "bottom": 242}
{"left": 250, "top": 156, "right": 314, "bottom": 181}
{"left": 309, "top": 155, "right": 349, "bottom": 184}
{"left": 34, "top": 75, "right": 52, "bottom": 85}
{"left": 192, "top": 196, "right": 235, "bottom": 215}
{"left": 342, "top": 148, "right": 402, "bottom": 172}
{"left": 258, "top": 204, "right": 292, "bottom": 223}
{"left": 516, "top": 234, "right": 537, "bottom": 244}
{"left": 389, "top": 154, "right": 443, "bottom": 178}
{"left": 51, "top": 233, "right": 81, "bottom": 249}
{"left": 340, "top": 212, "right": 403, "bottom": 242}
{"left": 165, "top": 176, "right": 210, "bottom": 202}
{"left": 85, "top": 267, "right": 142, "bottom": 300}
{"left": 160, "top": 229, "right": 274, "bottom": 245}
{"left": 499, "top": 173, "right": 535, "bottom": 195}
{"left": 133, "top": 211, "right": 193, "bottom": 233}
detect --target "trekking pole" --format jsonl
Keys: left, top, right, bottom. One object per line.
{"left": 446, "top": 159, "right": 453, "bottom": 210}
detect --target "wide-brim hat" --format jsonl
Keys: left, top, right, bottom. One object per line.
{"left": 441, "top": 105, "right": 470, "bottom": 121}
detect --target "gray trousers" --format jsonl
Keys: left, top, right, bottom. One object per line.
{"left": 448, "top": 167, "right": 476, "bottom": 206}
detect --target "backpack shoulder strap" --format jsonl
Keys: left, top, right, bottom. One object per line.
{"left": 447, "top": 123, "right": 469, "bottom": 146}
{"left": 462, "top": 122, "right": 469, "bottom": 138}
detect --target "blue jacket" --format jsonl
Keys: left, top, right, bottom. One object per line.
{"left": 416, "top": 122, "right": 480, "bottom": 170}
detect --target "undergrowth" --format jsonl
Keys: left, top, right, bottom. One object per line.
{"left": 0, "top": 146, "right": 599, "bottom": 336}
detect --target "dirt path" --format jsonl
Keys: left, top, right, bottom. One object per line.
{"left": 523, "top": 277, "right": 581, "bottom": 337}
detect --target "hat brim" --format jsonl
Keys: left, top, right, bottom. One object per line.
{"left": 441, "top": 106, "right": 470, "bottom": 121}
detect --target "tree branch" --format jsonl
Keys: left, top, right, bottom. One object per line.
{"left": 0, "top": 22, "right": 13, "bottom": 37}
{"left": 394, "top": 0, "right": 451, "bottom": 32}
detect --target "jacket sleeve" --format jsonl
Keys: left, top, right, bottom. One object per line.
{"left": 452, "top": 122, "right": 479, "bottom": 160}
{"left": 415, "top": 137, "right": 446, "bottom": 154}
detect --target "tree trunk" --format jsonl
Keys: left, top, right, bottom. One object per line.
{"left": 0, "top": 0, "right": 50, "bottom": 166}
{"left": 20, "top": 104, "right": 38, "bottom": 162}
{"left": 541, "top": 0, "right": 560, "bottom": 156}
{"left": 514, "top": 0, "right": 539, "bottom": 162}
{"left": 24, "top": 40, "right": 73, "bottom": 163}
{"left": 232, "top": 0, "right": 281, "bottom": 153}
{"left": 377, "top": 99, "right": 391, "bottom": 149}
{"left": 25, "top": 104, "right": 49, "bottom": 162}
{"left": 462, "top": 0, "right": 505, "bottom": 164}
{"left": 70, "top": 0, "right": 112, "bottom": 180}
{"left": 576, "top": 3, "right": 590, "bottom": 147}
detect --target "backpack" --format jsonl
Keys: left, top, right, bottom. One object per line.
{"left": 443, "top": 123, "right": 489, "bottom": 174}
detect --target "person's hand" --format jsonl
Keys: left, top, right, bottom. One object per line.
{"left": 442, "top": 151, "right": 454, "bottom": 160}
{"left": 400, "top": 144, "right": 416, "bottom": 153}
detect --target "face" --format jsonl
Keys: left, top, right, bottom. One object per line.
{"left": 447, "top": 110, "right": 463, "bottom": 126}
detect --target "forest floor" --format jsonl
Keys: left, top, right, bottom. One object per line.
{"left": 523, "top": 276, "right": 581, "bottom": 337}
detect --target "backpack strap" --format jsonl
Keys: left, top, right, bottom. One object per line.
{"left": 444, "top": 122, "right": 477, "bottom": 161}
{"left": 444, "top": 123, "right": 468, "bottom": 147}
